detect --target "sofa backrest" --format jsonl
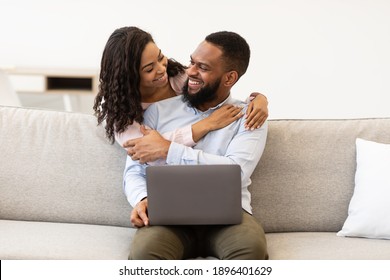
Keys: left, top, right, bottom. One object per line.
{"left": 0, "top": 106, "right": 132, "bottom": 228}
{"left": 251, "top": 118, "right": 390, "bottom": 233}
{"left": 2, "top": 106, "right": 390, "bottom": 232}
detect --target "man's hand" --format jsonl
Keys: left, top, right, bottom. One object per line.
{"left": 123, "top": 126, "right": 171, "bottom": 164}
{"left": 130, "top": 198, "right": 149, "bottom": 227}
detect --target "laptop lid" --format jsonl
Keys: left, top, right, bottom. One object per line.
{"left": 146, "top": 164, "right": 242, "bottom": 225}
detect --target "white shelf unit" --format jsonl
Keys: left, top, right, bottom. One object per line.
{"left": 2, "top": 67, "right": 99, "bottom": 112}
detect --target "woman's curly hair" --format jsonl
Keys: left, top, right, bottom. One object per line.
{"left": 93, "top": 26, "right": 186, "bottom": 143}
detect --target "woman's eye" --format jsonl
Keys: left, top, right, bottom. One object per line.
{"left": 158, "top": 55, "right": 165, "bottom": 62}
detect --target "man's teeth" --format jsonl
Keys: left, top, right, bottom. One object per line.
{"left": 189, "top": 80, "right": 201, "bottom": 85}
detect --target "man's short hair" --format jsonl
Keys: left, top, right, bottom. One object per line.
{"left": 205, "top": 31, "right": 250, "bottom": 78}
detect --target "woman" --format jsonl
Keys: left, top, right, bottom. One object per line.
{"left": 93, "top": 26, "right": 269, "bottom": 152}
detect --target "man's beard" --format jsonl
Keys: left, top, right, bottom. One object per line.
{"left": 181, "top": 78, "right": 221, "bottom": 108}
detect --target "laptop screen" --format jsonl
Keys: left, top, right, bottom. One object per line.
{"left": 146, "top": 164, "right": 242, "bottom": 225}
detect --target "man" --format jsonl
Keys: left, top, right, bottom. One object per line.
{"left": 123, "top": 31, "right": 268, "bottom": 259}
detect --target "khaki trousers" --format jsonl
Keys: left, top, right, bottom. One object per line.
{"left": 129, "top": 211, "right": 268, "bottom": 260}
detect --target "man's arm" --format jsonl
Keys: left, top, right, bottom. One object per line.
{"left": 123, "top": 156, "right": 148, "bottom": 207}
{"left": 123, "top": 156, "right": 150, "bottom": 228}
{"left": 122, "top": 104, "right": 162, "bottom": 228}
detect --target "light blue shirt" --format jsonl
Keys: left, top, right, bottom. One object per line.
{"left": 123, "top": 95, "right": 268, "bottom": 214}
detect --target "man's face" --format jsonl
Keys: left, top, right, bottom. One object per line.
{"left": 182, "top": 41, "right": 227, "bottom": 108}
{"left": 181, "top": 77, "right": 221, "bottom": 108}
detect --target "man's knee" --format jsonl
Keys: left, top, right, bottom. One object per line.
{"left": 128, "top": 226, "right": 185, "bottom": 260}
{"left": 240, "top": 213, "right": 269, "bottom": 259}
{"left": 214, "top": 212, "right": 268, "bottom": 260}
{"left": 241, "top": 237, "right": 268, "bottom": 260}
{"left": 221, "top": 235, "right": 268, "bottom": 260}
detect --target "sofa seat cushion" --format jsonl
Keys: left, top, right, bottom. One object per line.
{"left": 266, "top": 232, "right": 390, "bottom": 259}
{"left": 0, "top": 220, "right": 136, "bottom": 260}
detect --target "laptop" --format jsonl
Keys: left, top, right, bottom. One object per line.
{"left": 146, "top": 164, "right": 242, "bottom": 225}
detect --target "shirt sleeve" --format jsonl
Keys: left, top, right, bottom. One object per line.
{"left": 115, "top": 107, "right": 195, "bottom": 148}
{"left": 115, "top": 122, "right": 195, "bottom": 149}
{"left": 161, "top": 125, "right": 196, "bottom": 147}
{"left": 115, "top": 122, "right": 144, "bottom": 147}
{"left": 123, "top": 156, "right": 148, "bottom": 207}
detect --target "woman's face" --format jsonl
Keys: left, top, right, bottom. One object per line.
{"left": 139, "top": 42, "right": 169, "bottom": 90}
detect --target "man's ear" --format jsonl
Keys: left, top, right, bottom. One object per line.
{"left": 223, "top": 71, "right": 239, "bottom": 87}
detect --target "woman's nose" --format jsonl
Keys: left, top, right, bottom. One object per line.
{"left": 157, "top": 62, "right": 166, "bottom": 74}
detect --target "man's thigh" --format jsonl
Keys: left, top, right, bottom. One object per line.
{"left": 206, "top": 212, "right": 268, "bottom": 260}
{"left": 129, "top": 225, "right": 197, "bottom": 260}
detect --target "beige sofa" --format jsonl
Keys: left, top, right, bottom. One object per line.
{"left": 1, "top": 105, "right": 390, "bottom": 259}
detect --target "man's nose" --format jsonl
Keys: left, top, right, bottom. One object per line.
{"left": 186, "top": 64, "right": 197, "bottom": 76}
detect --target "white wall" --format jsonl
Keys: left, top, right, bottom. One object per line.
{"left": 1, "top": 0, "right": 389, "bottom": 119}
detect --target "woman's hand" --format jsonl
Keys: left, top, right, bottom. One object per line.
{"left": 245, "top": 93, "right": 269, "bottom": 130}
{"left": 205, "top": 104, "right": 244, "bottom": 130}
{"left": 191, "top": 104, "right": 244, "bottom": 142}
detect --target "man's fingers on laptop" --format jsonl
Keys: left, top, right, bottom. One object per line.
{"left": 139, "top": 211, "right": 149, "bottom": 226}
{"left": 131, "top": 199, "right": 149, "bottom": 227}
{"left": 130, "top": 208, "right": 143, "bottom": 227}
{"left": 139, "top": 199, "right": 149, "bottom": 226}
{"left": 130, "top": 211, "right": 148, "bottom": 227}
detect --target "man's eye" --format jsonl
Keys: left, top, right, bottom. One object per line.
{"left": 199, "top": 65, "right": 208, "bottom": 71}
